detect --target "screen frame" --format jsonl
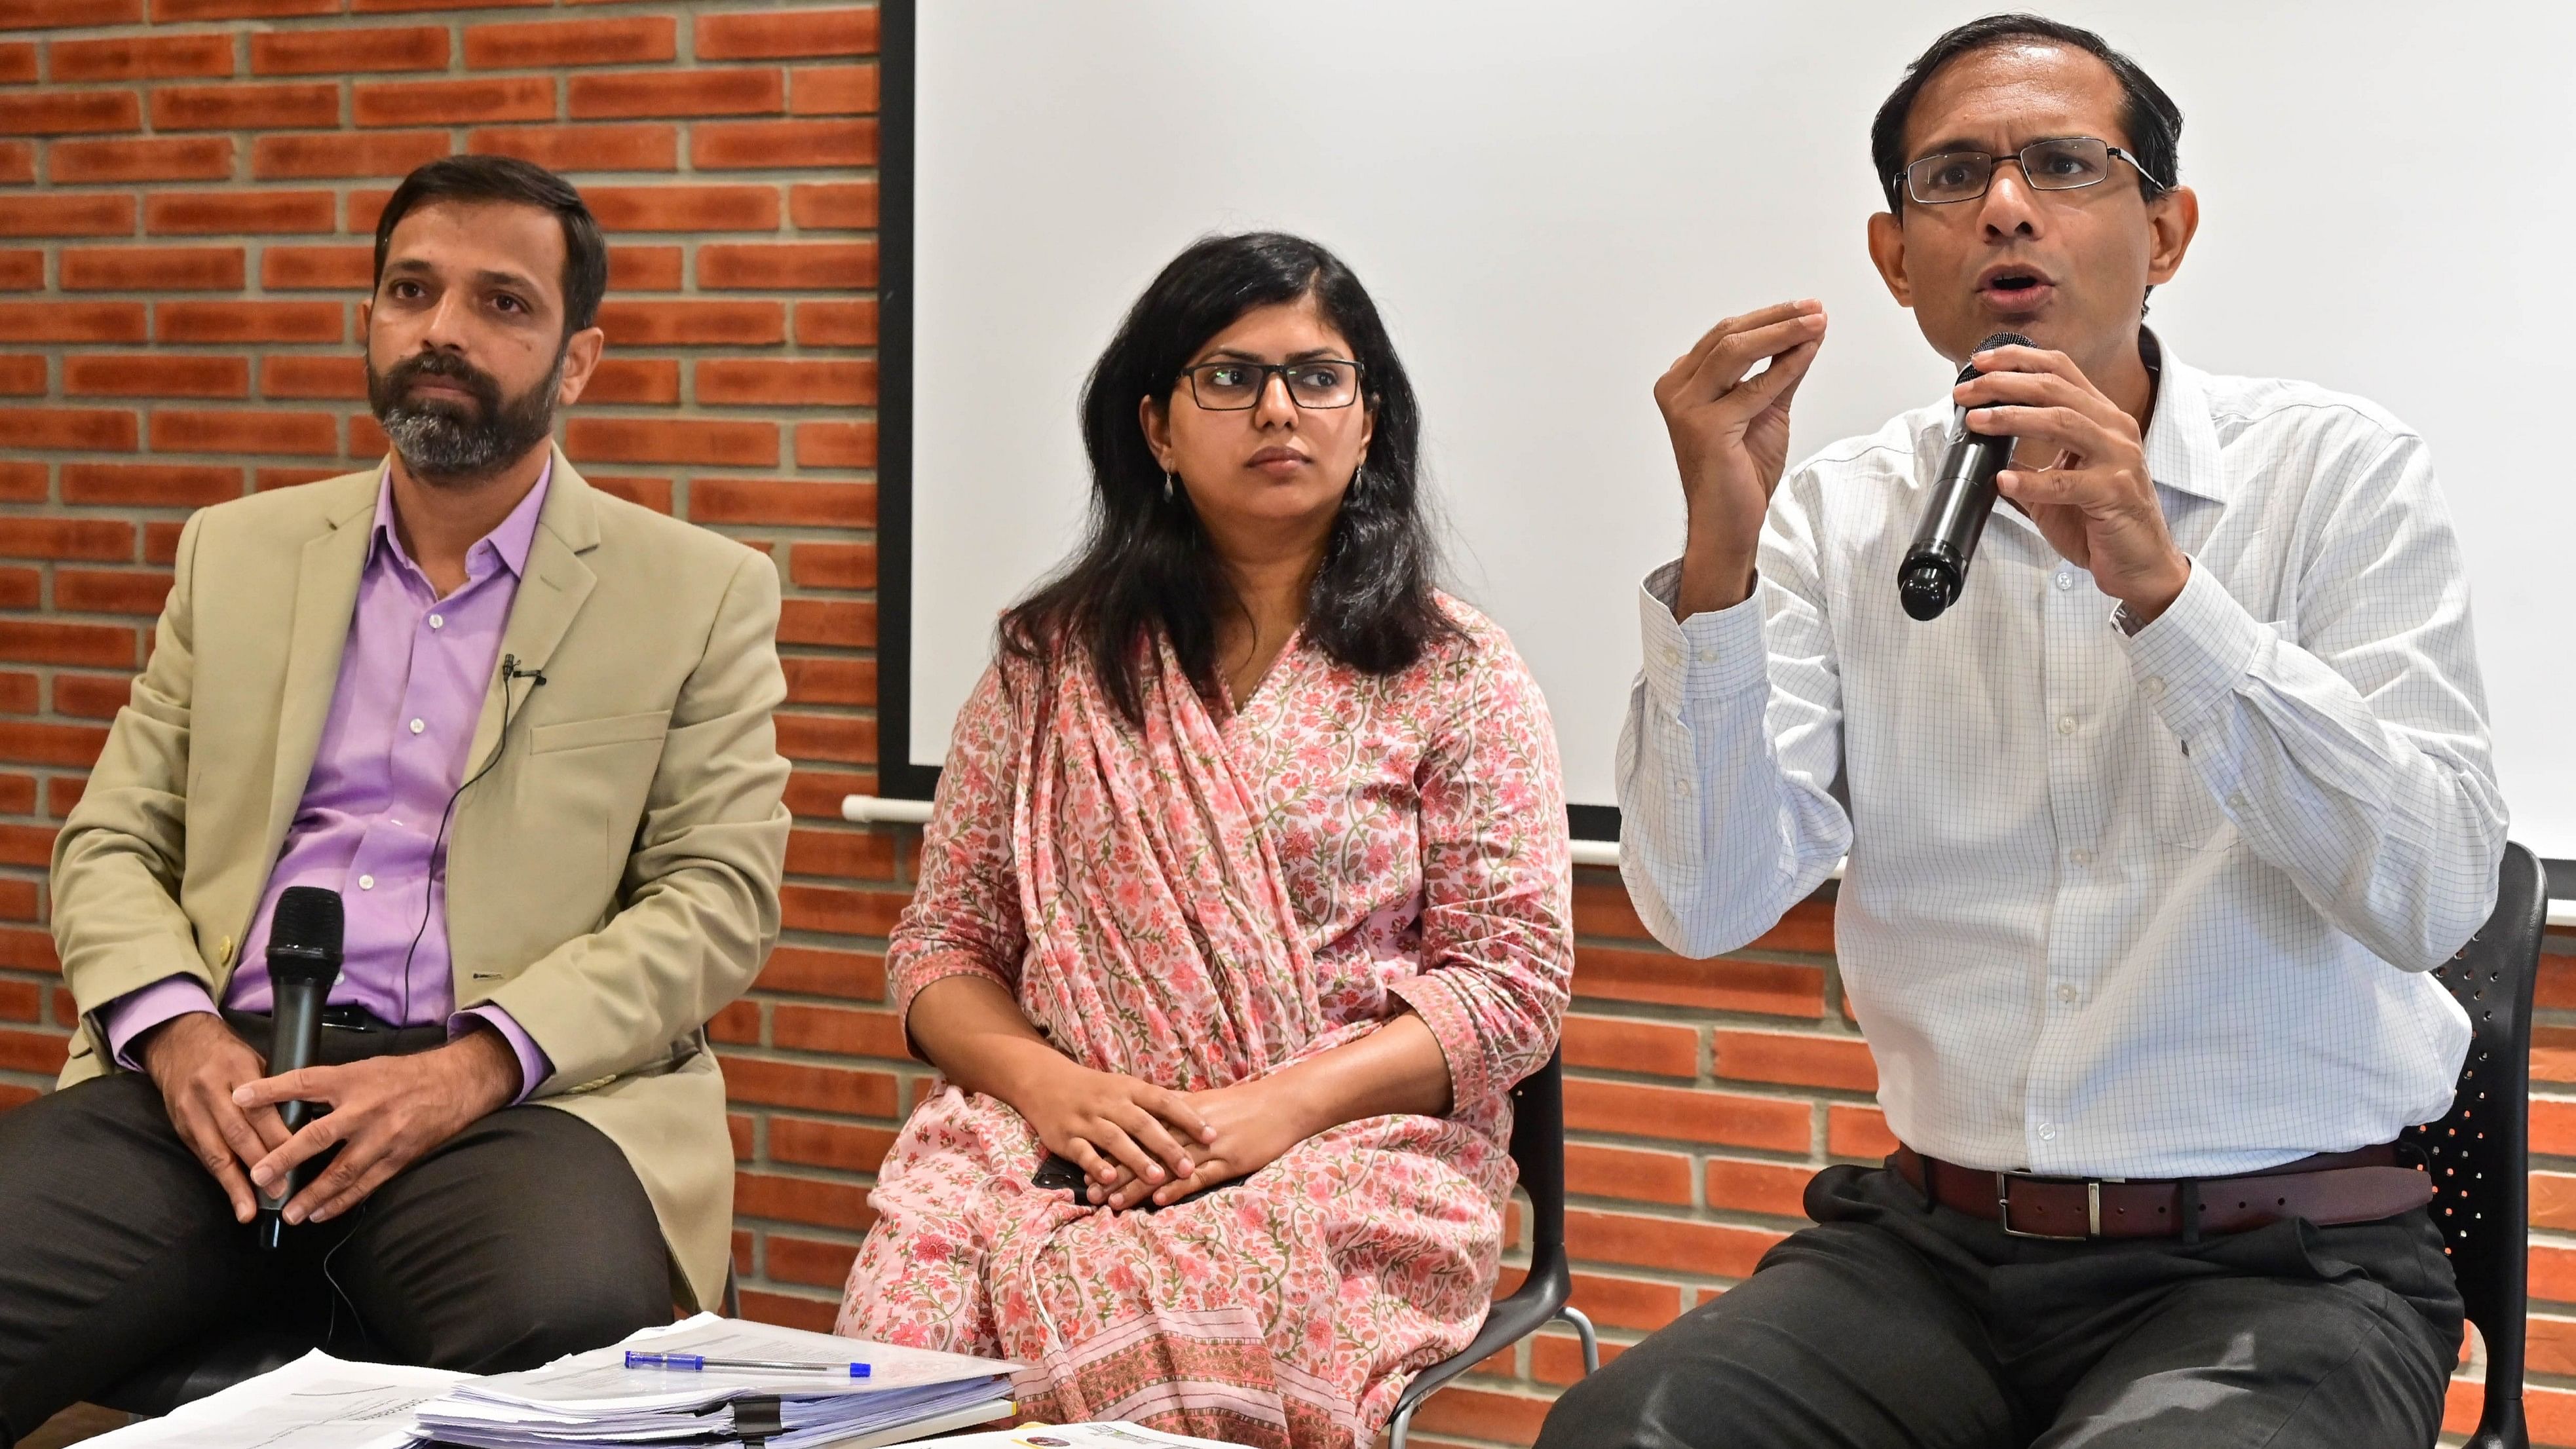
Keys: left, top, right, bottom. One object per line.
{"left": 873, "top": 0, "right": 938, "bottom": 802}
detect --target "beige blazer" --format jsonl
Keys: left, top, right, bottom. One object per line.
{"left": 51, "top": 454, "right": 791, "bottom": 1309}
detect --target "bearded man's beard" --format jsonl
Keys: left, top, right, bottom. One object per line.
{"left": 366, "top": 348, "right": 563, "bottom": 485}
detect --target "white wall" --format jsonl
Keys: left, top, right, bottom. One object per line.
{"left": 910, "top": 1, "right": 2576, "bottom": 856}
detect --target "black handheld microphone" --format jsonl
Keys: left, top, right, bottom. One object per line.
{"left": 1898, "top": 331, "right": 2032, "bottom": 622}
{"left": 255, "top": 885, "right": 344, "bottom": 1250}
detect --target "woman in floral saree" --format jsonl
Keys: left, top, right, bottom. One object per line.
{"left": 835, "top": 232, "right": 1573, "bottom": 1448}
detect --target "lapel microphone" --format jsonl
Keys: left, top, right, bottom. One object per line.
{"left": 394, "top": 650, "right": 546, "bottom": 1025}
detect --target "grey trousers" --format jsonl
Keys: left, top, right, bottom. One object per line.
{"left": 0, "top": 1034, "right": 672, "bottom": 1446}
{"left": 1536, "top": 1161, "right": 2463, "bottom": 1449}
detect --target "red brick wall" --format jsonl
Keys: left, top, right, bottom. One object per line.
{"left": 2, "top": 5, "right": 2572, "bottom": 1444}
{"left": 0, "top": 0, "right": 891, "bottom": 1327}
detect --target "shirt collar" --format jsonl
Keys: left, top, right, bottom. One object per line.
{"left": 1918, "top": 328, "right": 2231, "bottom": 508}
{"left": 2136, "top": 329, "right": 2229, "bottom": 504}
{"left": 370, "top": 453, "right": 553, "bottom": 582}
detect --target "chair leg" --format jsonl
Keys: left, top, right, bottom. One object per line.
{"left": 1558, "top": 1305, "right": 1599, "bottom": 1376}
{"left": 1388, "top": 1399, "right": 1416, "bottom": 1449}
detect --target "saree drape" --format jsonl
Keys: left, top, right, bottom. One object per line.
{"left": 839, "top": 603, "right": 1571, "bottom": 1446}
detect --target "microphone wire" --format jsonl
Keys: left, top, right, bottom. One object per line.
{"left": 396, "top": 654, "right": 543, "bottom": 1029}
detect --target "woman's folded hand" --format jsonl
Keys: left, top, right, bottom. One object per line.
{"left": 1089, "top": 1074, "right": 1317, "bottom": 1211}
{"left": 1021, "top": 1057, "right": 1214, "bottom": 1197}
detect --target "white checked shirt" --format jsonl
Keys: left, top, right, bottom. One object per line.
{"left": 1618, "top": 334, "right": 2507, "bottom": 1179}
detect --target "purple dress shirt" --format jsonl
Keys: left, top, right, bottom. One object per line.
{"left": 102, "top": 465, "right": 556, "bottom": 1100}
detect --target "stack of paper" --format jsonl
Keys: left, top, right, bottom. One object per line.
{"left": 82, "top": 1351, "right": 470, "bottom": 1449}
{"left": 410, "top": 1315, "right": 1017, "bottom": 1449}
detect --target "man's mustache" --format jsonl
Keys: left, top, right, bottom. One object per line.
{"left": 381, "top": 351, "right": 502, "bottom": 413}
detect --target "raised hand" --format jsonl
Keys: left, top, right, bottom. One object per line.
{"left": 1654, "top": 299, "right": 1828, "bottom": 618}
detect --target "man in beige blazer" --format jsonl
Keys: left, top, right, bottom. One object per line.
{"left": 0, "top": 156, "right": 789, "bottom": 1442}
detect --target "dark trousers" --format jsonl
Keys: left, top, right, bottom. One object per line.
{"left": 1537, "top": 1162, "right": 2463, "bottom": 1449}
{"left": 0, "top": 1017, "right": 672, "bottom": 1444}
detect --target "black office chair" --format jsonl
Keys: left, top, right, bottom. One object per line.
{"left": 92, "top": 1265, "right": 746, "bottom": 1418}
{"left": 2402, "top": 840, "right": 2548, "bottom": 1449}
{"left": 1388, "top": 1049, "right": 1597, "bottom": 1449}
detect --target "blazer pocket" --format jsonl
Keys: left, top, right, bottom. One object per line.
{"left": 530, "top": 708, "right": 672, "bottom": 755}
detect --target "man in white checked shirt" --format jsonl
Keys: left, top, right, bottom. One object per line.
{"left": 1540, "top": 14, "right": 2505, "bottom": 1449}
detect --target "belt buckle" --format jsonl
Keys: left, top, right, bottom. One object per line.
{"left": 1995, "top": 1171, "right": 2101, "bottom": 1240}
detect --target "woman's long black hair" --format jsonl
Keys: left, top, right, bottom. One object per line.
{"left": 1000, "top": 231, "right": 1459, "bottom": 728}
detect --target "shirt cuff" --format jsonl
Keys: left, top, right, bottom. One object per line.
{"left": 1639, "top": 560, "right": 1771, "bottom": 709}
{"left": 101, "top": 976, "right": 219, "bottom": 1072}
{"left": 454, "top": 1004, "right": 552, "bottom": 1104}
{"left": 2119, "top": 559, "right": 2267, "bottom": 743}
{"left": 1386, "top": 971, "right": 1498, "bottom": 1119}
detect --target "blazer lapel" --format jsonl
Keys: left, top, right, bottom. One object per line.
{"left": 262, "top": 480, "right": 379, "bottom": 864}
{"left": 465, "top": 451, "right": 600, "bottom": 771}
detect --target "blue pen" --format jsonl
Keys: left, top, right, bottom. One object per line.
{"left": 624, "top": 1351, "right": 871, "bottom": 1378}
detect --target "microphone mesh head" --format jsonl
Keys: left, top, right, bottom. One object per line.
{"left": 1900, "top": 561, "right": 1956, "bottom": 622}
{"left": 1954, "top": 332, "right": 2036, "bottom": 384}
{"left": 271, "top": 885, "right": 345, "bottom": 962}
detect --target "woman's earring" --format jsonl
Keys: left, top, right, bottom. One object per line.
{"left": 1163, "top": 469, "right": 1177, "bottom": 503}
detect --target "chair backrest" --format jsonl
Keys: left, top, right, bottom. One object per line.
{"left": 2401, "top": 840, "right": 2547, "bottom": 1448}
{"left": 1509, "top": 1049, "right": 1568, "bottom": 1258}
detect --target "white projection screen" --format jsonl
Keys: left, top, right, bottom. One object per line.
{"left": 881, "top": 1, "right": 2576, "bottom": 861}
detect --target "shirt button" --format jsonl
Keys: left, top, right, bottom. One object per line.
{"left": 2070, "top": 848, "right": 2094, "bottom": 867}
{"left": 2038, "top": 1123, "right": 2058, "bottom": 1142}
{"left": 428, "top": 614, "right": 445, "bottom": 630}
{"left": 1696, "top": 649, "right": 1719, "bottom": 664}
{"left": 2056, "top": 715, "right": 2077, "bottom": 735}
{"left": 2141, "top": 676, "right": 2166, "bottom": 698}
{"left": 409, "top": 718, "right": 425, "bottom": 734}
{"left": 2056, "top": 983, "right": 2079, "bottom": 1004}
{"left": 2228, "top": 792, "right": 2248, "bottom": 810}
{"left": 357, "top": 875, "right": 375, "bottom": 891}
{"left": 2055, "top": 572, "right": 2074, "bottom": 591}
{"left": 1660, "top": 645, "right": 1681, "bottom": 668}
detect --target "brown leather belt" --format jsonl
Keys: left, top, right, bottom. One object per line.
{"left": 1891, "top": 1144, "right": 2434, "bottom": 1241}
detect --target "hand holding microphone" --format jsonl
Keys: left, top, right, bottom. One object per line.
{"left": 137, "top": 1012, "right": 286, "bottom": 1225}
{"left": 1904, "top": 339, "right": 2189, "bottom": 624}
{"left": 1899, "top": 331, "right": 2031, "bottom": 620}
{"left": 254, "top": 885, "right": 345, "bottom": 1249}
